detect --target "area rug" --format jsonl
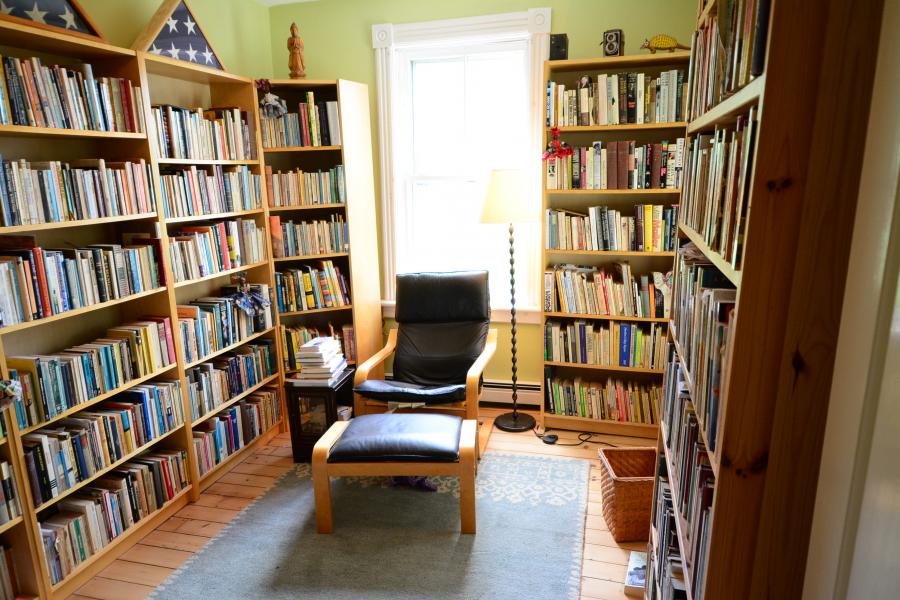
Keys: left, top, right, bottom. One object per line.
{"left": 151, "top": 452, "right": 589, "bottom": 600}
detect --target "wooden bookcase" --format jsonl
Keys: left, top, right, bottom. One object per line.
{"left": 0, "top": 20, "right": 380, "bottom": 599}
{"left": 645, "top": 0, "right": 885, "bottom": 598}
{"left": 257, "top": 79, "right": 382, "bottom": 381}
{"left": 540, "top": 53, "right": 690, "bottom": 439}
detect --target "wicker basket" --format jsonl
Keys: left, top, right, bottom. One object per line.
{"left": 598, "top": 447, "right": 656, "bottom": 542}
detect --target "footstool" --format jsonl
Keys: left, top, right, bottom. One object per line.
{"left": 311, "top": 413, "right": 478, "bottom": 534}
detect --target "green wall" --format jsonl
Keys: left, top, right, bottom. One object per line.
{"left": 266, "top": 0, "right": 695, "bottom": 383}
{"left": 80, "top": 0, "right": 274, "bottom": 77}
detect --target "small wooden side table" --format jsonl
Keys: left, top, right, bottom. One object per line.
{"left": 285, "top": 368, "right": 355, "bottom": 462}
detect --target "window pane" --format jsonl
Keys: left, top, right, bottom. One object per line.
{"left": 411, "top": 58, "right": 465, "bottom": 176}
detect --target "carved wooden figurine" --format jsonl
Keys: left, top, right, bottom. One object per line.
{"left": 288, "top": 22, "right": 306, "bottom": 79}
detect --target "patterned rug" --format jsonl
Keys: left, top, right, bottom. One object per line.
{"left": 151, "top": 452, "right": 589, "bottom": 600}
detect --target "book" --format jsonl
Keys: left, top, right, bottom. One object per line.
{"left": 0, "top": 56, "right": 144, "bottom": 132}
{"left": 264, "top": 165, "right": 346, "bottom": 207}
{"left": 545, "top": 140, "right": 685, "bottom": 190}
{"left": 159, "top": 165, "right": 262, "bottom": 219}
{"left": 151, "top": 105, "right": 254, "bottom": 160}
{"left": 624, "top": 551, "right": 648, "bottom": 596}
{"left": 273, "top": 215, "right": 348, "bottom": 258}
{"left": 39, "top": 450, "right": 188, "bottom": 584}
{"left": 547, "top": 69, "right": 686, "bottom": 127}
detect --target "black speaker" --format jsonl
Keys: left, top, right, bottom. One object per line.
{"left": 603, "top": 29, "right": 623, "bottom": 56}
{"left": 550, "top": 34, "right": 568, "bottom": 60}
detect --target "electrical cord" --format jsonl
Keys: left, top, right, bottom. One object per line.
{"left": 532, "top": 426, "right": 618, "bottom": 448}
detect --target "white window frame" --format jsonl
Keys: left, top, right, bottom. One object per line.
{"left": 373, "top": 9, "right": 551, "bottom": 324}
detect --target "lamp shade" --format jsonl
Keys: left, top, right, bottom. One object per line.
{"left": 479, "top": 169, "right": 539, "bottom": 224}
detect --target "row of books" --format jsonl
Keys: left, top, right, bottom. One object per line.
{"left": 40, "top": 450, "right": 189, "bottom": 585}
{"left": 22, "top": 381, "right": 185, "bottom": 506}
{"left": 264, "top": 165, "right": 346, "bottom": 208}
{"left": 259, "top": 94, "right": 342, "bottom": 147}
{"left": 546, "top": 140, "right": 685, "bottom": 190}
{"left": 649, "top": 472, "right": 688, "bottom": 600}
{"left": 0, "top": 56, "right": 144, "bottom": 132}
{"left": 545, "top": 205, "right": 678, "bottom": 253}
{"left": 0, "top": 546, "right": 19, "bottom": 600}
{"left": 185, "top": 341, "right": 278, "bottom": 420}
{"left": 193, "top": 390, "right": 281, "bottom": 476}
{"left": 151, "top": 105, "right": 254, "bottom": 161}
{"left": 0, "top": 239, "right": 161, "bottom": 329}
{"left": 269, "top": 215, "right": 348, "bottom": 258}
{"left": 168, "top": 219, "right": 267, "bottom": 283}
{"left": 0, "top": 462, "right": 20, "bottom": 526}
{"left": 275, "top": 261, "right": 351, "bottom": 313}
{"left": 543, "top": 264, "right": 671, "bottom": 319}
{"left": 543, "top": 320, "right": 666, "bottom": 370}
{"left": 7, "top": 318, "right": 176, "bottom": 428}
{"left": 686, "top": 0, "right": 770, "bottom": 120}
{"left": 672, "top": 246, "right": 736, "bottom": 451}
{"left": 282, "top": 323, "right": 356, "bottom": 370}
{"left": 546, "top": 70, "right": 686, "bottom": 127}
{"left": 543, "top": 373, "right": 660, "bottom": 424}
{"left": 160, "top": 165, "right": 262, "bottom": 219}
{"left": 0, "top": 158, "right": 154, "bottom": 228}
{"left": 680, "top": 109, "right": 757, "bottom": 270}
{"left": 176, "top": 286, "right": 274, "bottom": 366}
{"left": 662, "top": 362, "right": 714, "bottom": 598}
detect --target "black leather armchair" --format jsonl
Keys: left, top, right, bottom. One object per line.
{"left": 353, "top": 271, "right": 498, "bottom": 421}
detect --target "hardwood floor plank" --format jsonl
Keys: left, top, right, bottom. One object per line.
{"left": 584, "top": 543, "right": 631, "bottom": 565}
{"left": 243, "top": 453, "right": 295, "bottom": 466}
{"left": 214, "top": 495, "right": 255, "bottom": 510}
{"left": 581, "top": 575, "right": 631, "bottom": 600}
{"left": 175, "top": 504, "right": 241, "bottom": 524}
{"left": 584, "top": 528, "right": 619, "bottom": 546}
{"left": 206, "top": 482, "right": 267, "bottom": 499}
{"left": 192, "top": 493, "right": 227, "bottom": 507}
{"left": 582, "top": 559, "right": 628, "bottom": 582}
{"left": 229, "top": 461, "right": 291, "bottom": 477}
{"left": 119, "top": 544, "right": 194, "bottom": 569}
{"left": 585, "top": 514, "right": 611, "bottom": 531}
{"left": 76, "top": 577, "right": 156, "bottom": 600}
{"left": 165, "top": 517, "right": 227, "bottom": 538}
{"left": 140, "top": 530, "right": 210, "bottom": 552}
{"left": 217, "top": 472, "right": 278, "bottom": 488}
{"left": 98, "top": 560, "right": 175, "bottom": 587}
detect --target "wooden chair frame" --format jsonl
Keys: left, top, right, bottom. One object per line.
{"left": 311, "top": 419, "right": 479, "bottom": 534}
{"left": 353, "top": 328, "right": 498, "bottom": 421}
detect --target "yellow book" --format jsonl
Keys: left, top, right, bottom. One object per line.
{"left": 644, "top": 204, "right": 653, "bottom": 251}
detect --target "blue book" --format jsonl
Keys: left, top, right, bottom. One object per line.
{"left": 620, "top": 325, "right": 632, "bottom": 367}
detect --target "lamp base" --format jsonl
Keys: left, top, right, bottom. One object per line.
{"left": 493, "top": 411, "right": 536, "bottom": 433}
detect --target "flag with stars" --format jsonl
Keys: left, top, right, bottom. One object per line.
{"left": 0, "top": 0, "right": 99, "bottom": 36}
{"left": 148, "top": 0, "right": 222, "bottom": 70}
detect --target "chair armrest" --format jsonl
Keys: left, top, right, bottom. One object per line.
{"left": 465, "top": 329, "right": 498, "bottom": 403}
{"left": 354, "top": 329, "right": 398, "bottom": 387}
{"left": 312, "top": 421, "right": 350, "bottom": 465}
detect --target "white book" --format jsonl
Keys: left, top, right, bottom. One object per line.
{"left": 596, "top": 74, "right": 608, "bottom": 125}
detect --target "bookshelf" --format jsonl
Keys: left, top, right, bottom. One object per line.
{"left": 257, "top": 79, "right": 381, "bottom": 379}
{"left": 645, "top": 0, "right": 883, "bottom": 598}
{"left": 540, "top": 52, "right": 690, "bottom": 440}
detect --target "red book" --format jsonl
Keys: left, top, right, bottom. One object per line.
{"left": 606, "top": 141, "right": 618, "bottom": 190}
{"left": 269, "top": 215, "right": 283, "bottom": 258}
{"left": 140, "top": 316, "right": 176, "bottom": 365}
{"left": 299, "top": 102, "right": 311, "bottom": 146}
{"left": 119, "top": 79, "right": 133, "bottom": 133}
{"left": 651, "top": 143, "right": 663, "bottom": 189}
{"left": 617, "top": 141, "right": 629, "bottom": 190}
{"left": 217, "top": 221, "right": 231, "bottom": 269}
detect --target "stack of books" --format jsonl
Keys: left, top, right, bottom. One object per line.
{"left": 545, "top": 205, "right": 678, "bottom": 252}
{"left": 186, "top": 340, "right": 278, "bottom": 420}
{"left": 275, "top": 261, "right": 350, "bottom": 312}
{"left": 544, "top": 320, "right": 666, "bottom": 370}
{"left": 543, "top": 264, "right": 671, "bottom": 319}
{"left": 282, "top": 323, "right": 355, "bottom": 370}
{"left": 545, "top": 140, "right": 685, "bottom": 190}
{"left": 168, "top": 218, "right": 266, "bottom": 282}
{"left": 544, "top": 374, "right": 659, "bottom": 424}
{"left": 288, "top": 337, "right": 347, "bottom": 387}
{"left": 269, "top": 215, "right": 348, "bottom": 258}
{"left": 150, "top": 105, "right": 254, "bottom": 161}
{"left": 264, "top": 165, "right": 346, "bottom": 207}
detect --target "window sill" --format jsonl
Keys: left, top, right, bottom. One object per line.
{"left": 381, "top": 300, "right": 542, "bottom": 325}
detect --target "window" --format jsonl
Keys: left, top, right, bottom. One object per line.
{"left": 373, "top": 10, "right": 550, "bottom": 317}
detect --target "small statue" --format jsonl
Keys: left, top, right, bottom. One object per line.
{"left": 641, "top": 34, "right": 690, "bottom": 54}
{"left": 288, "top": 23, "right": 306, "bottom": 79}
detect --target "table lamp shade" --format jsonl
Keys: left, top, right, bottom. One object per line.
{"left": 480, "top": 169, "right": 539, "bottom": 224}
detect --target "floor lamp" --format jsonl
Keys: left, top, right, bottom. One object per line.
{"left": 480, "top": 169, "right": 539, "bottom": 433}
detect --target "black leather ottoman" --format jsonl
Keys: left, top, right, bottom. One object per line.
{"left": 311, "top": 413, "right": 478, "bottom": 533}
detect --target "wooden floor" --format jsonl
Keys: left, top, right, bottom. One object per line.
{"left": 67, "top": 408, "right": 647, "bottom": 600}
